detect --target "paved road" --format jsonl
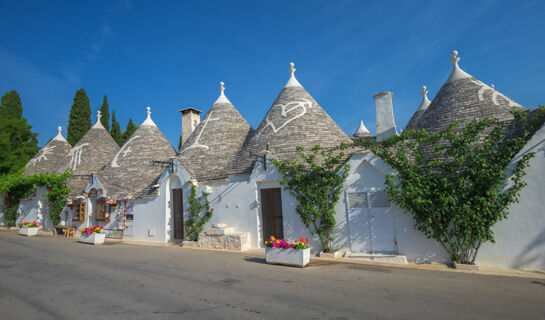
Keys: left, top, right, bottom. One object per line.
{"left": 1, "top": 232, "right": 544, "bottom": 320}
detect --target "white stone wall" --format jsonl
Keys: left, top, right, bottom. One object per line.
{"left": 477, "top": 122, "right": 545, "bottom": 270}
{"left": 0, "top": 193, "right": 5, "bottom": 226}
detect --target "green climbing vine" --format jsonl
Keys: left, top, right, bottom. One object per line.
{"left": 352, "top": 106, "right": 545, "bottom": 264}
{"left": 271, "top": 145, "right": 350, "bottom": 253}
{"left": 184, "top": 184, "right": 214, "bottom": 241}
{"left": 0, "top": 170, "right": 72, "bottom": 227}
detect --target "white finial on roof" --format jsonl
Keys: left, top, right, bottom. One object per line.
{"left": 354, "top": 120, "right": 372, "bottom": 137}
{"left": 417, "top": 85, "right": 431, "bottom": 111}
{"left": 142, "top": 106, "right": 157, "bottom": 127}
{"left": 53, "top": 126, "right": 67, "bottom": 142}
{"left": 490, "top": 84, "right": 495, "bottom": 89}
{"left": 285, "top": 62, "right": 303, "bottom": 88}
{"left": 213, "top": 81, "right": 232, "bottom": 104}
{"left": 446, "top": 50, "right": 472, "bottom": 84}
{"left": 450, "top": 50, "right": 460, "bottom": 65}
{"left": 92, "top": 110, "right": 105, "bottom": 129}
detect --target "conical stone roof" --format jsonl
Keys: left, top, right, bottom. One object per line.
{"left": 177, "top": 82, "right": 253, "bottom": 181}
{"left": 405, "top": 86, "right": 431, "bottom": 131}
{"left": 242, "top": 63, "right": 351, "bottom": 164}
{"left": 415, "top": 51, "right": 525, "bottom": 133}
{"left": 24, "top": 126, "right": 72, "bottom": 176}
{"left": 97, "top": 107, "right": 176, "bottom": 200}
{"left": 56, "top": 111, "right": 120, "bottom": 197}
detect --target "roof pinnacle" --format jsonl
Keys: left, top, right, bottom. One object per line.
{"left": 53, "top": 125, "right": 67, "bottom": 142}
{"left": 213, "top": 81, "right": 232, "bottom": 104}
{"left": 450, "top": 50, "right": 460, "bottom": 65}
{"left": 285, "top": 62, "right": 302, "bottom": 88}
{"left": 445, "top": 49, "right": 472, "bottom": 84}
{"left": 141, "top": 106, "right": 157, "bottom": 127}
{"left": 417, "top": 85, "right": 431, "bottom": 111}
{"left": 289, "top": 62, "right": 296, "bottom": 74}
{"left": 92, "top": 110, "right": 105, "bottom": 129}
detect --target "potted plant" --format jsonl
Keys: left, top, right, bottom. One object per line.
{"left": 79, "top": 226, "right": 105, "bottom": 245}
{"left": 19, "top": 221, "right": 39, "bottom": 237}
{"left": 265, "top": 236, "right": 311, "bottom": 267}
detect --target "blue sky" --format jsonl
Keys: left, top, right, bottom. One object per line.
{"left": 1, "top": 0, "right": 544, "bottom": 147}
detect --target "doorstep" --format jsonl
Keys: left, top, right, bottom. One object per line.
{"left": 343, "top": 252, "right": 408, "bottom": 264}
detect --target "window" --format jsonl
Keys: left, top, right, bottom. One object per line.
{"left": 370, "top": 191, "right": 390, "bottom": 208}
{"left": 348, "top": 192, "right": 368, "bottom": 209}
{"left": 96, "top": 200, "right": 106, "bottom": 221}
{"left": 72, "top": 201, "right": 85, "bottom": 221}
{"left": 107, "top": 203, "right": 116, "bottom": 222}
{"left": 96, "top": 201, "right": 114, "bottom": 222}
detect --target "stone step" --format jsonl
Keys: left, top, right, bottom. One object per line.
{"left": 344, "top": 252, "right": 408, "bottom": 264}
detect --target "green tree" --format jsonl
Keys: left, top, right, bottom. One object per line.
{"left": 271, "top": 145, "right": 350, "bottom": 253}
{"left": 357, "top": 108, "right": 545, "bottom": 264}
{"left": 184, "top": 183, "right": 214, "bottom": 241}
{"left": 123, "top": 118, "right": 139, "bottom": 142}
{"left": 0, "top": 90, "right": 23, "bottom": 119}
{"left": 67, "top": 89, "right": 92, "bottom": 146}
{"left": 178, "top": 135, "right": 183, "bottom": 152}
{"left": 110, "top": 109, "right": 123, "bottom": 146}
{"left": 0, "top": 90, "right": 39, "bottom": 174}
{"left": 99, "top": 95, "right": 110, "bottom": 131}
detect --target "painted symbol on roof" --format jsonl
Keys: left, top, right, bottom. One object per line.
{"left": 179, "top": 111, "right": 220, "bottom": 153}
{"left": 470, "top": 79, "right": 521, "bottom": 108}
{"left": 111, "top": 135, "right": 141, "bottom": 168}
{"left": 254, "top": 98, "right": 314, "bottom": 138}
{"left": 68, "top": 143, "right": 89, "bottom": 171}
{"left": 28, "top": 145, "right": 57, "bottom": 167}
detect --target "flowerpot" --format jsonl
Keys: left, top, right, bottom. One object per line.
{"left": 265, "top": 247, "right": 311, "bottom": 268}
{"left": 19, "top": 227, "right": 38, "bottom": 237}
{"left": 79, "top": 233, "right": 105, "bottom": 245}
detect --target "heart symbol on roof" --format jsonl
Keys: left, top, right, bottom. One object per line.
{"left": 257, "top": 98, "right": 314, "bottom": 136}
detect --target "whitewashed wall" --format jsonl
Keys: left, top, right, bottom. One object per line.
{"left": 477, "top": 122, "right": 545, "bottom": 270}
{"left": 0, "top": 194, "right": 7, "bottom": 226}
{"left": 342, "top": 152, "right": 450, "bottom": 263}
{"left": 16, "top": 187, "right": 55, "bottom": 231}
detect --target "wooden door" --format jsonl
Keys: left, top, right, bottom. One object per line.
{"left": 261, "top": 188, "right": 284, "bottom": 241}
{"left": 172, "top": 189, "right": 184, "bottom": 240}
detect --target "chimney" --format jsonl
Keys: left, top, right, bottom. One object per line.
{"left": 178, "top": 107, "right": 202, "bottom": 146}
{"left": 373, "top": 91, "right": 397, "bottom": 142}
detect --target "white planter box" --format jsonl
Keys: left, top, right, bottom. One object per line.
{"left": 79, "top": 233, "right": 105, "bottom": 245}
{"left": 265, "top": 247, "right": 311, "bottom": 268}
{"left": 19, "top": 227, "right": 38, "bottom": 237}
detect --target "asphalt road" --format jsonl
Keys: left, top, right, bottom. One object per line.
{"left": 1, "top": 231, "right": 544, "bottom": 320}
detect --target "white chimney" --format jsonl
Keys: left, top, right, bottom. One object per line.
{"left": 178, "top": 107, "right": 202, "bottom": 147}
{"left": 373, "top": 91, "right": 397, "bottom": 142}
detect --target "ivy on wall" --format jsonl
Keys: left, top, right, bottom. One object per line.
{"left": 0, "top": 171, "right": 72, "bottom": 228}
{"left": 354, "top": 107, "right": 545, "bottom": 264}
{"left": 271, "top": 145, "right": 350, "bottom": 253}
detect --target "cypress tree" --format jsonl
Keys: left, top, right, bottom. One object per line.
{"left": 67, "top": 89, "right": 92, "bottom": 146}
{"left": 123, "top": 118, "right": 139, "bottom": 142}
{"left": 99, "top": 95, "right": 110, "bottom": 131}
{"left": 0, "top": 90, "right": 23, "bottom": 119}
{"left": 0, "top": 90, "right": 39, "bottom": 174}
{"left": 178, "top": 135, "right": 183, "bottom": 152}
{"left": 110, "top": 109, "right": 123, "bottom": 146}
